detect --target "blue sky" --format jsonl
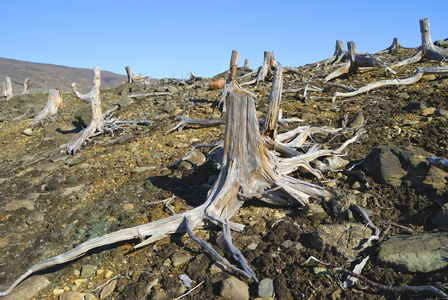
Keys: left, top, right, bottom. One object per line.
{"left": 1, "top": 1, "right": 447, "bottom": 79}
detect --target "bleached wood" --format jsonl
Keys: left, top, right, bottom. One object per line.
{"left": 31, "top": 89, "right": 63, "bottom": 126}
{"left": 61, "top": 66, "right": 103, "bottom": 154}
{"left": 125, "top": 66, "right": 150, "bottom": 84}
{"left": 325, "top": 41, "right": 393, "bottom": 82}
{"left": 21, "top": 78, "right": 31, "bottom": 95}
{"left": 332, "top": 66, "right": 448, "bottom": 100}
{"left": 255, "top": 51, "right": 275, "bottom": 86}
{"left": 262, "top": 63, "right": 283, "bottom": 139}
{"left": 313, "top": 40, "right": 348, "bottom": 67}
{"left": 2, "top": 81, "right": 6, "bottom": 97}
{"left": 391, "top": 18, "right": 448, "bottom": 67}
{"left": 242, "top": 59, "right": 252, "bottom": 71}
{"left": 5, "top": 77, "right": 13, "bottom": 100}
{"left": 127, "top": 91, "right": 171, "bottom": 98}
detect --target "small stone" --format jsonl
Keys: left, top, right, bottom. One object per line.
{"left": 220, "top": 276, "right": 249, "bottom": 300}
{"left": 246, "top": 242, "right": 258, "bottom": 250}
{"left": 258, "top": 278, "right": 275, "bottom": 298}
{"left": 104, "top": 270, "right": 114, "bottom": 279}
{"left": 26, "top": 211, "right": 44, "bottom": 225}
{"left": 0, "top": 237, "right": 9, "bottom": 248}
{"left": 23, "top": 128, "right": 33, "bottom": 136}
{"left": 172, "top": 254, "right": 194, "bottom": 267}
{"left": 5, "top": 199, "right": 35, "bottom": 211}
{"left": 122, "top": 203, "right": 134, "bottom": 211}
{"left": 116, "top": 97, "right": 133, "bottom": 108}
{"left": 0, "top": 275, "right": 50, "bottom": 300}
{"left": 53, "top": 289, "right": 65, "bottom": 296}
{"left": 323, "top": 156, "right": 349, "bottom": 170}
{"left": 432, "top": 203, "right": 448, "bottom": 228}
{"left": 347, "top": 112, "right": 364, "bottom": 128}
{"left": 143, "top": 278, "right": 159, "bottom": 293}
{"left": 80, "top": 265, "right": 97, "bottom": 278}
{"left": 436, "top": 109, "right": 448, "bottom": 117}
{"left": 281, "top": 240, "right": 294, "bottom": 248}
{"left": 166, "top": 85, "right": 178, "bottom": 93}
{"left": 205, "top": 107, "right": 213, "bottom": 114}
{"left": 116, "top": 134, "right": 133, "bottom": 145}
{"left": 59, "top": 292, "right": 98, "bottom": 300}
{"left": 403, "top": 101, "right": 427, "bottom": 112}
{"left": 25, "top": 192, "right": 40, "bottom": 200}
{"left": 131, "top": 166, "right": 154, "bottom": 173}
{"left": 421, "top": 107, "right": 436, "bottom": 116}
{"left": 100, "top": 279, "right": 117, "bottom": 299}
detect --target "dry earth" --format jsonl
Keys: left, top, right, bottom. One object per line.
{"left": 0, "top": 47, "right": 448, "bottom": 299}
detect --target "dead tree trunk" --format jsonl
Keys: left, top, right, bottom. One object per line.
{"left": 325, "top": 41, "right": 393, "bottom": 82}
{"left": 391, "top": 18, "right": 448, "bottom": 67}
{"left": 313, "top": 40, "right": 348, "bottom": 67}
{"left": 21, "top": 78, "right": 31, "bottom": 94}
{"left": 332, "top": 66, "right": 448, "bottom": 100}
{"left": 125, "top": 66, "right": 150, "bottom": 84}
{"left": 60, "top": 67, "right": 104, "bottom": 154}
{"left": 5, "top": 77, "right": 13, "bottom": 100}
{"left": 379, "top": 38, "right": 411, "bottom": 54}
{"left": 31, "top": 89, "right": 63, "bottom": 126}
{"left": 242, "top": 59, "right": 252, "bottom": 71}
{"left": 255, "top": 51, "right": 276, "bottom": 86}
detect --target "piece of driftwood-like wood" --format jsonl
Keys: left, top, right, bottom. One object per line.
{"left": 165, "top": 116, "right": 225, "bottom": 134}
{"left": 127, "top": 91, "right": 171, "bottom": 98}
{"left": 21, "top": 78, "right": 31, "bottom": 95}
{"left": 255, "top": 51, "right": 275, "bottom": 86}
{"left": 61, "top": 67, "right": 104, "bottom": 154}
{"left": 125, "top": 66, "right": 150, "bottom": 84}
{"left": 325, "top": 41, "right": 393, "bottom": 82}
{"left": 262, "top": 63, "right": 283, "bottom": 139}
{"left": 5, "top": 76, "right": 13, "bottom": 100}
{"left": 391, "top": 19, "right": 448, "bottom": 67}
{"left": 332, "top": 66, "right": 448, "bottom": 100}
{"left": 31, "top": 89, "right": 63, "bottom": 126}
{"left": 313, "top": 40, "right": 348, "bottom": 67}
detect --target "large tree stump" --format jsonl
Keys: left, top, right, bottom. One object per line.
{"left": 125, "top": 66, "right": 150, "bottom": 84}
{"left": 391, "top": 18, "right": 448, "bottom": 67}
{"left": 325, "top": 41, "right": 393, "bottom": 82}
{"left": 31, "top": 89, "right": 63, "bottom": 126}
{"left": 21, "top": 78, "right": 31, "bottom": 95}
{"left": 4, "top": 76, "right": 13, "bottom": 100}
{"left": 313, "top": 40, "right": 347, "bottom": 67}
{"left": 60, "top": 67, "right": 104, "bottom": 154}
{"left": 255, "top": 51, "right": 276, "bottom": 86}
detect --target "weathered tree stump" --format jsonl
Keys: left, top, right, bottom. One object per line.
{"left": 391, "top": 18, "right": 448, "bottom": 67}
{"left": 314, "top": 40, "right": 348, "bottom": 67}
{"left": 379, "top": 38, "right": 411, "bottom": 54}
{"left": 21, "top": 78, "right": 31, "bottom": 95}
{"left": 31, "top": 88, "right": 63, "bottom": 126}
{"left": 332, "top": 66, "right": 448, "bottom": 100}
{"left": 125, "top": 66, "right": 150, "bottom": 84}
{"left": 242, "top": 59, "right": 252, "bottom": 71}
{"left": 255, "top": 51, "right": 276, "bottom": 86}
{"left": 325, "top": 41, "right": 393, "bottom": 82}
{"left": 4, "top": 76, "right": 13, "bottom": 100}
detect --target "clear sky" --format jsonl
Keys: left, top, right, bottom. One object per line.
{"left": 2, "top": 1, "right": 447, "bottom": 79}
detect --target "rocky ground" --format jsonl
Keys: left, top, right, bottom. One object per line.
{"left": 0, "top": 46, "right": 448, "bottom": 300}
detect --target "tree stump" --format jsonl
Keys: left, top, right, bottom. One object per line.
{"left": 21, "top": 78, "right": 31, "bottom": 95}
{"left": 125, "top": 66, "right": 150, "bottom": 84}
{"left": 31, "top": 89, "right": 63, "bottom": 126}
{"left": 391, "top": 18, "right": 448, "bottom": 67}
{"left": 314, "top": 40, "right": 347, "bottom": 67}
{"left": 5, "top": 77, "right": 13, "bottom": 100}
{"left": 325, "top": 41, "right": 392, "bottom": 82}
{"left": 255, "top": 51, "right": 275, "bottom": 86}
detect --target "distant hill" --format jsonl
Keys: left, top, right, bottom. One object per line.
{"left": 0, "top": 57, "right": 130, "bottom": 94}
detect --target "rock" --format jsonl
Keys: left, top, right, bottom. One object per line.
{"left": 116, "top": 134, "right": 133, "bottom": 145}
{"left": 5, "top": 199, "right": 35, "bottom": 211}
{"left": 220, "top": 276, "right": 249, "bottom": 300}
{"left": 80, "top": 264, "right": 97, "bottom": 277}
{"left": 363, "top": 146, "right": 406, "bottom": 187}
{"left": 304, "top": 203, "right": 328, "bottom": 224}
{"left": 99, "top": 279, "right": 117, "bottom": 299}
{"left": 312, "top": 223, "right": 372, "bottom": 261}
{"left": 435, "top": 108, "right": 448, "bottom": 117}
{"left": 323, "top": 156, "right": 349, "bottom": 170}
{"left": 0, "top": 275, "right": 50, "bottom": 300}
{"left": 179, "top": 149, "right": 206, "bottom": 170}
{"left": 347, "top": 112, "right": 364, "bottom": 128}
{"left": 209, "top": 78, "right": 225, "bottom": 91}
{"left": 116, "top": 97, "right": 133, "bottom": 108}
{"left": 166, "top": 85, "right": 178, "bottom": 93}
{"left": 377, "top": 233, "right": 448, "bottom": 272}
{"left": 122, "top": 203, "right": 134, "bottom": 211}
{"left": 434, "top": 39, "right": 448, "bottom": 47}
{"left": 36, "top": 162, "right": 63, "bottom": 171}
{"left": 421, "top": 107, "right": 436, "bottom": 116}
{"left": 25, "top": 192, "right": 40, "bottom": 200}
{"left": 329, "top": 193, "right": 357, "bottom": 219}
{"left": 281, "top": 240, "right": 294, "bottom": 248}
{"left": 171, "top": 254, "right": 194, "bottom": 267}
{"left": 26, "top": 211, "right": 44, "bottom": 225}
{"left": 131, "top": 166, "right": 154, "bottom": 173}
{"left": 61, "top": 185, "right": 85, "bottom": 196}
{"left": 403, "top": 100, "right": 427, "bottom": 112}
{"left": 258, "top": 278, "right": 274, "bottom": 298}
{"left": 163, "top": 102, "right": 177, "bottom": 113}
{"left": 143, "top": 278, "right": 159, "bottom": 294}
{"left": 431, "top": 203, "right": 448, "bottom": 227}
{"left": 23, "top": 128, "right": 33, "bottom": 136}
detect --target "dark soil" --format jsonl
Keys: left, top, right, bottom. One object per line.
{"left": 0, "top": 47, "right": 447, "bottom": 299}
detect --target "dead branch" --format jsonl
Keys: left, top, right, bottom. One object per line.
{"left": 332, "top": 66, "right": 448, "bottom": 100}
{"left": 303, "top": 256, "right": 447, "bottom": 298}
{"left": 165, "top": 116, "right": 225, "bottom": 134}
{"left": 31, "top": 89, "right": 63, "bottom": 126}
{"left": 21, "top": 78, "right": 31, "bottom": 95}
{"left": 391, "top": 18, "right": 448, "bottom": 67}
{"left": 128, "top": 91, "right": 171, "bottom": 98}
{"left": 125, "top": 66, "right": 150, "bottom": 84}
{"left": 325, "top": 41, "right": 393, "bottom": 82}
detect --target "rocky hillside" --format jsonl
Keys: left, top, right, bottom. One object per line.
{"left": 0, "top": 57, "right": 131, "bottom": 94}
{"left": 0, "top": 44, "right": 447, "bottom": 299}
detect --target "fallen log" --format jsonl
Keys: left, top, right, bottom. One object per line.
{"left": 331, "top": 66, "right": 448, "bottom": 100}
{"left": 31, "top": 88, "right": 63, "bottom": 126}
{"left": 325, "top": 41, "right": 394, "bottom": 82}
{"left": 391, "top": 18, "right": 448, "bottom": 67}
